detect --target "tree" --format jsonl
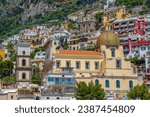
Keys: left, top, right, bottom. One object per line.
{"left": 56, "top": 46, "right": 61, "bottom": 50}
{"left": 95, "top": 12, "right": 103, "bottom": 23}
{"left": 0, "top": 60, "right": 14, "bottom": 78}
{"left": 75, "top": 81, "right": 105, "bottom": 100}
{"left": 126, "top": 57, "right": 143, "bottom": 65}
{"left": 30, "top": 51, "right": 36, "bottom": 59}
{"left": 32, "top": 65, "right": 42, "bottom": 85}
{"left": 1, "top": 76, "right": 15, "bottom": 87}
{"left": 6, "top": 41, "right": 15, "bottom": 59}
{"left": 128, "top": 84, "right": 150, "bottom": 100}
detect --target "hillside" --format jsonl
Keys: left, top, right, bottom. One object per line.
{"left": 0, "top": 0, "right": 103, "bottom": 40}
{"left": 0, "top": 0, "right": 150, "bottom": 40}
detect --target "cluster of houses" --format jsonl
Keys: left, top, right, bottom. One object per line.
{"left": 0, "top": 0, "right": 150, "bottom": 100}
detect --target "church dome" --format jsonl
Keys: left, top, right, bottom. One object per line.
{"left": 97, "top": 31, "right": 119, "bottom": 47}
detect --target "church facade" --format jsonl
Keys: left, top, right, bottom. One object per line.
{"left": 44, "top": 30, "right": 143, "bottom": 99}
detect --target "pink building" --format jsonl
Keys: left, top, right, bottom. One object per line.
{"left": 112, "top": 16, "right": 150, "bottom": 36}
{"left": 120, "top": 34, "right": 150, "bottom": 58}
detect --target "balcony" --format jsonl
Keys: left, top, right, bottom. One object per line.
{"left": 132, "top": 48, "right": 139, "bottom": 51}
{"left": 61, "top": 67, "right": 74, "bottom": 75}
{"left": 128, "top": 27, "right": 134, "bottom": 31}
{"left": 121, "top": 28, "right": 127, "bottom": 31}
{"left": 128, "top": 23, "right": 134, "bottom": 26}
{"left": 48, "top": 79, "right": 76, "bottom": 86}
{"left": 114, "top": 25, "right": 120, "bottom": 28}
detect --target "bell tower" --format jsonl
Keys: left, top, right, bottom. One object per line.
{"left": 16, "top": 40, "right": 32, "bottom": 88}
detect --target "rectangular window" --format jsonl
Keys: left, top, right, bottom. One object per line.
{"left": 66, "top": 61, "right": 71, "bottom": 68}
{"left": 48, "top": 78, "right": 54, "bottom": 82}
{"left": 56, "top": 61, "right": 60, "bottom": 68}
{"left": 85, "top": 61, "right": 90, "bottom": 70}
{"left": 76, "top": 61, "right": 80, "bottom": 69}
{"left": 121, "top": 22, "right": 127, "bottom": 25}
{"left": 55, "top": 78, "right": 59, "bottom": 84}
{"left": 95, "top": 62, "right": 99, "bottom": 70}
{"left": 115, "top": 23, "right": 119, "bottom": 26}
{"left": 116, "top": 60, "right": 121, "bottom": 68}
{"left": 111, "top": 49, "right": 115, "bottom": 57}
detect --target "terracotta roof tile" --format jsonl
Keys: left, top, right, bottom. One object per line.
{"left": 56, "top": 50, "right": 100, "bottom": 56}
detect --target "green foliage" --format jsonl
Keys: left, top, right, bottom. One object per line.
{"left": 95, "top": 12, "right": 103, "bottom": 23}
{"left": 115, "top": 0, "right": 146, "bottom": 8}
{"left": 85, "top": 47, "right": 96, "bottom": 51}
{"left": 0, "top": 0, "right": 7, "bottom": 4}
{"left": 45, "top": 0, "right": 53, "bottom": 4}
{"left": 1, "top": 76, "right": 15, "bottom": 86}
{"left": 63, "top": 44, "right": 69, "bottom": 50}
{"left": 0, "top": 60, "right": 14, "bottom": 78}
{"left": 30, "top": 52, "right": 36, "bottom": 59}
{"left": 56, "top": 46, "right": 60, "bottom": 50}
{"left": 31, "top": 0, "right": 39, "bottom": 3}
{"left": 7, "top": 41, "right": 15, "bottom": 56}
{"left": 35, "top": 48, "right": 41, "bottom": 52}
{"left": 68, "top": 20, "right": 77, "bottom": 29}
{"left": 0, "top": 0, "right": 87, "bottom": 40}
{"left": 31, "top": 47, "right": 44, "bottom": 58}
{"left": 12, "top": 54, "right": 17, "bottom": 61}
{"left": 128, "top": 84, "right": 150, "bottom": 100}
{"left": 32, "top": 65, "right": 42, "bottom": 85}
{"left": 126, "top": 57, "right": 141, "bottom": 64}
{"left": 75, "top": 81, "right": 105, "bottom": 100}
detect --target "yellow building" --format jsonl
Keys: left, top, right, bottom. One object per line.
{"left": 30, "top": 36, "right": 46, "bottom": 49}
{"left": 44, "top": 30, "right": 141, "bottom": 99}
{"left": 53, "top": 50, "right": 103, "bottom": 77}
{"left": 64, "top": 22, "right": 69, "bottom": 29}
{"left": 78, "top": 31, "right": 141, "bottom": 99}
{"left": 0, "top": 50, "right": 5, "bottom": 60}
{"left": 103, "top": 6, "right": 131, "bottom": 26}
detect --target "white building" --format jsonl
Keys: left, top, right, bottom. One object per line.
{"left": 119, "top": 34, "right": 150, "bottom": 59}
{"left": 34, "top": 51, "right": 45, "bottom": 59}
{"left": 42, "top": 67, "right": 76, "bottom": 100}
{"left": 41, "top": 94, "right": 75, "bottom": 100}
{"left": 104, "top": 0, "right": 116, "bottom": 10}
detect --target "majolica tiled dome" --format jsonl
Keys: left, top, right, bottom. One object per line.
{"left": 97, "top": 31, "right": 119, "bottom": 47}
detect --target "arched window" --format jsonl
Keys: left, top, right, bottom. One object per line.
{"left": 22, "top": 59, "right": 26, "bottom": 66}
{"left": 22, "top": 51, "right": 26, "bottom": 55}
{"left": 95, "top": 79, "right": 99, "bottom": 85}
{"left": 105, "top": 80, "right": 110, "bottom": 88}
{"left": 22, "top": 73, "right": 26, "bottom": 79}
{"left": 116, "top": 80, "right": 120, "bottom": 88}
{"left": 129, "top": 80, "right": 133, "bottom": 89}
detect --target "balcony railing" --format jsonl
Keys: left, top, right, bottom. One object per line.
{"left": 128, "top": 23, "right": 134, "bottom": 25}
{"left": 61, "top": 70, "right": 74, "bottom": 75}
